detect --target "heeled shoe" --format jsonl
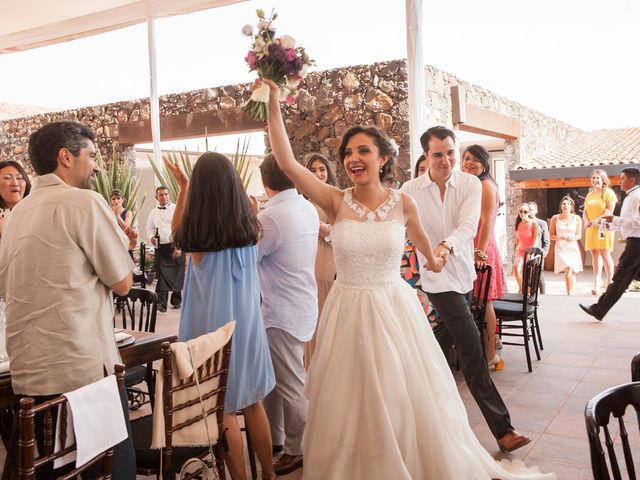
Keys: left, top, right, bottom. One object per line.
{"left": 488, "top": 354, "right": 504, "bottom": 371}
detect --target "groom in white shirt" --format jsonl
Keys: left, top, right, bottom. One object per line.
{"left": 401, "top": 126, "right": 530, "bottom": 453}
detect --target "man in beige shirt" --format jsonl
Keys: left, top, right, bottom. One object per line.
{"left": 0, "top": 120, "right": 135, "bottom": 479}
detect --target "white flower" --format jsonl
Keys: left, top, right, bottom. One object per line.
{"left": 250, "top": 83, "right": 270, "bottom": 103}
{"left": 286, "top": 76, "right": 301, "bottom": 88}
{"left": 278, "top": 86, "right": 289, "bottom": 102}
{"left": 241, "top": 24, "right": 254, "bottom": 36}
{"left": 388, "top": 138, "right": 399, "bottom": 156}
{"left": 253, "top": 36, "right": 267, "bottom": 55}
{"left": 280, "top": 35, "right": 296, "bottom": 49}
{"left": 257, "top": 20, "right": 270, "bottom": 31}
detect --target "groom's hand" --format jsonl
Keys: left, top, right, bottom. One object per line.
{"left": 434, "top": 244, "right": 450, "bottom": 264}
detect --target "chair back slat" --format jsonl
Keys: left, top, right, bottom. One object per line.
{"left": 585, "top": 381, "right": 640, "bottom": 480}
{"left": 632, "top": 352, "right": 640, "bottom": 382}
{"left": 113, "top": 288, "right": 158, "bottom": 333}
{"left": 618, "top": 419, "right": 636, "bottom": 479}
{"left": 18, "top": 365, "right": 126, "bottom": 480}
{"left": 158, "top": 336, "right": 232, "bottom": 479}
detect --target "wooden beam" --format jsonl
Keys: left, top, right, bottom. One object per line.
{"left": 118, "top": 108, "right": 264, "bottom": 145}
{"left": 514, "top": 176, "right": 621, "bottom": 189}
{"left": 451, "top": 85, "right": 521, "bottom": 140}
{"left": 459, "top": 105, "right": 521, "bottom": 140}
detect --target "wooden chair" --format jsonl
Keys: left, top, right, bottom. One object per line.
{"left": 493, "top": 252, "right": 543, "bottom": 372}
{"left": 132, "top": 339, "right": 231, "bottom": 479}
{"left": 113, "top": 288, "right": 158, "bottom": 409}
{"left": 471, "top": 264, "right": 492, "bottom": 358}
{"left": 632, "top": 352, "right": 640, "bottom": 382}
{"left": 585, "top": 382, "right": 640, "bottom": 480}
{"left": 18, "top": 365, "right": 125, "bottom": 479}
{"left": 495, "top": 247, "right": 544, "bottom": 350}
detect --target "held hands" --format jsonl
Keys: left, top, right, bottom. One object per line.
{"left": 433, "top": 244, "right": 451, "bottom": 264}
{"left": 163, "top": 156, "right": 188, "bottom": 189}
{"left": 172, "top": 248, "right": 182, "bottom": 259}
{"left": 425, "top": 256, "right": 445, "bottom": 273}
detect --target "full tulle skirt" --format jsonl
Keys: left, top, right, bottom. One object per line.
{"left": 303, "top": 278, "right": 555, "bottom": 480}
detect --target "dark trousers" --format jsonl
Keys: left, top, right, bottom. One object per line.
{"left": 4, "top": 384, "right": 135, "bottom": 480}
{"left": 156, "top": 290, "right": 182, "bottom": 309}
{"left": 427, "top": 290, "right": 513, "bottom": 440}
{"left": 594, "top": 237, "right": 640, "bottom": 318}
{"left": 155, "top": 244, "right": 184, "bottom": 309}
{"left": 538, "top": 265, "right": 546, "bottom": 294}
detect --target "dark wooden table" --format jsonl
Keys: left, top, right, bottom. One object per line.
{"left": 0, "top": 331, "right": 177, "bottom": 478}
{"left": 0, "top": 330, "right": 177, "bottom": 408}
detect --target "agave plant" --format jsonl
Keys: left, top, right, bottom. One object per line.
{"left": 93, "top": 150, "right": 147, "bottom": 225}
{"left": 148, "top": 149, "right": 194, "bottom": 203}
{"left": 149, "top": 135, "right": 254, "bottom": 202}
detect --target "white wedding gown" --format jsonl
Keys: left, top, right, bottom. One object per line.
{"left": 302, "top": 189, "right": 555, "bottom": 480}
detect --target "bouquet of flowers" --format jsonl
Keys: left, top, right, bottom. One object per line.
{"left": 242, "top": 9, "right": 314, "bottom": 121}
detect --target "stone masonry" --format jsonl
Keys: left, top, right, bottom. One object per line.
{"left": 0, "top": 59, "right": 581, "bottom": 264}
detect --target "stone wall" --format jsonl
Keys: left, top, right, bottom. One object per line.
{"left": 0, "top": 59, "right": 582, "bottom": 266}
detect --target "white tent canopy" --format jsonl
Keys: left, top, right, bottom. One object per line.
{"left": 1, "top": 0, "right": 426, "bottom": 167}
{"left": 0, "top": 0, "right": 246, "bottom": 165}
{"left": 0, "top": 0, "right": 243, "bottom": 54}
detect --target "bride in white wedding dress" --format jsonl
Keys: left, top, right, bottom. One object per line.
{"left": 262, "top": 80, "right": 555, "bottom": 480}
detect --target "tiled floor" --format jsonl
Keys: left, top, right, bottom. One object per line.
{"left": 2, "top": 269, "right": 639, "bottom": 478}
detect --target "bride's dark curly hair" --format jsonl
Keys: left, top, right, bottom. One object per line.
{"left": 338, "top": 126, "right": 397, "bottom": 183}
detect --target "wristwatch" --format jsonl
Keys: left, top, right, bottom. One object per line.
{"left": 439, "top": 241, "right": 453, "bottom": 255}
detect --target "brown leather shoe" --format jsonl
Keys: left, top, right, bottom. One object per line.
{"left": 273, "top": 453, "right": 303, "bottom": 475}
{"left": 497, "top": 430, "right": 531, "bottom": 452}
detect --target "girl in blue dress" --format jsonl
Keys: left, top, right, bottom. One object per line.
{"left": 166, "top": 152, "right": 276, "bottom": 480}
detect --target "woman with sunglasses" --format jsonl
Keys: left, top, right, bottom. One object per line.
{"left": 514, "top": 203, "right": 539, "bottom": 293}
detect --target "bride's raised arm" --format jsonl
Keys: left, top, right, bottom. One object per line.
{"left": 264, "top": 79, "right": 343, "bottom": 218}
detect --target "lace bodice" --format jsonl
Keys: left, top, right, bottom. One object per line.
{"left": 331, "top": 189, "right": 406, "bottom": 287}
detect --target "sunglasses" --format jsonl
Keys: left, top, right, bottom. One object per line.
{"left": 519, "top": 209, "right": 529, "bottom": 213}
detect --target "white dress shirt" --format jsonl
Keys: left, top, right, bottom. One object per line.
{"left": 400, "top": 170, "right": 481, "bottom": 294}
{"left": 610, "top": 186, "right": 640, "bottom": 239}
{"left": 146, "top": 203, "right": 175, "bottom": 244}
{"left": 257, "top": 189, "right": 319, "bottom": 341}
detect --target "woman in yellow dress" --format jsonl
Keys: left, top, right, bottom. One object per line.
{"left": 303, "top": 153, "right": 337, "bottom": 369}
{"left": 582, "top": 169, "right": 617, "bottom": 295}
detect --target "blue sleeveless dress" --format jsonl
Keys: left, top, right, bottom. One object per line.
{"left": 179, "top": 245, "right": 275, "bottom": 412}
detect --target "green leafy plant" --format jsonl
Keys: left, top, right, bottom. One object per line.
{"left": 93, "top": 150, "right": 147, "bottom": 224}
{"left": 149, "top": 136, "right": 254, "bottom": 202}
{"left": 148, "top": 149, "right": 194, "bottom": 203}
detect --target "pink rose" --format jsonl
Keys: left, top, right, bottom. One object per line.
{"left": 284, "top": 48, "right": 297, "bottom": 62}
{"left": 286, "top": 94, "right": 297, "bottom": 105}
{"left": 245, "top": 50, "right": 257, "bottom": 68}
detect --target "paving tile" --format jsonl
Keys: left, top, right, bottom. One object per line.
{"left": 543, "top": 351, "right": 596, "bottom": 368}
{"left": 524, "top": 432, "right": 591, "bottom": 467}
{"left": 545, "top": 411, "right": 587, "bottom": 439}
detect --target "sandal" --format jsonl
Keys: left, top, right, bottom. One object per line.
{"left": 488, "top": 354, "right": 504, "bottom": 371}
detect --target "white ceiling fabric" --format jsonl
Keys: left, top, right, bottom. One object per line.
{"left": 0, "top": 0, "right": 244, "bottom": 54}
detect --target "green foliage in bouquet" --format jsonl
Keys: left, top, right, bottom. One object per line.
{"left": 93, "top": 150, "right": 147, "bottom": 224}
